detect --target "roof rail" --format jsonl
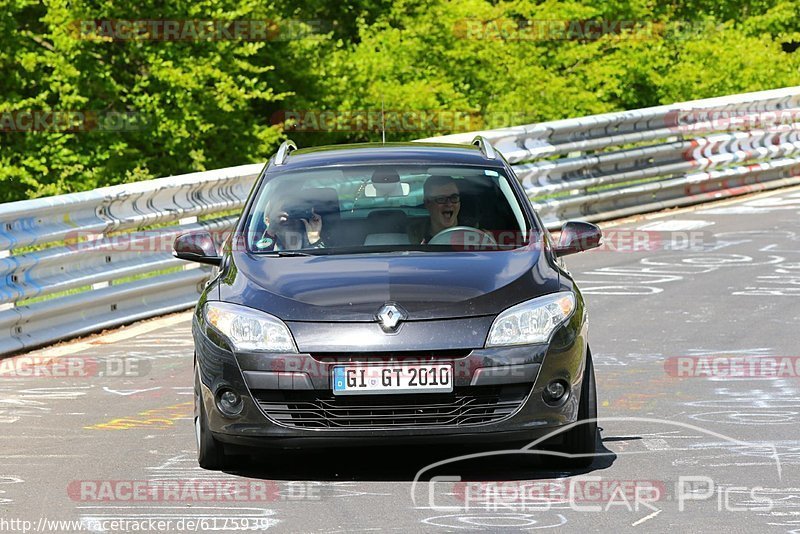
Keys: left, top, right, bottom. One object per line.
{"left": 274, "top": 140, "right": 298, "bottom": 166}
{"left": 472, "top": 136, "right": 497, "bottom": 160}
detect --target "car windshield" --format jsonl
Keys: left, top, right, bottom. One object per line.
{"left": 244, "top": 164, "right": 533, "bottom": 254}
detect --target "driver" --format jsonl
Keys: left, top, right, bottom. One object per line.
{"left": 409, "top": 175, "right": 461, "bottom": 244}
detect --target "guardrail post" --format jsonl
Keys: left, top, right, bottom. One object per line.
{"left": 0, "top": 249, "right": 9, "bottom": 312}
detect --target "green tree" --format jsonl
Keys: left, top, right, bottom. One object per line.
{"left": 0, "top": 0, "right": 299, "bottom": 202}
{"left": 1, "top": 0, "right": 798, "bottom": 202}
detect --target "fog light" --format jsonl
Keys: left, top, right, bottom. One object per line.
{"left": 543, "top": 380, "right": 569, "bottom": 403}
{"left": 217, "top": 388, "right": 243, "bottom": 416}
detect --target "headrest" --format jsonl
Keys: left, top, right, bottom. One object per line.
{"left": 371, "top": 168, "right": 400, "bottom": 184}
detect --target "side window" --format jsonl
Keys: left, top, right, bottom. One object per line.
{"left": 497, "top": 175, "right": 527, "bottom": 234}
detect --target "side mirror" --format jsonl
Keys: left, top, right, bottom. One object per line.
{"left": 554, "top": 221, "right": 602, "bottom": 256}
{"left": 173, "top": 230, "right": 222, "bottom": 266}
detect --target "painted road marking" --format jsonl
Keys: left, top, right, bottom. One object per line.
{"left": 85, "top": 402, "right": 192, "bottom": 431}
{"left": 637, "top": 219, "right": 714, "bottom": 232}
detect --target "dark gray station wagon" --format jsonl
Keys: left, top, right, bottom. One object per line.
{"left": 174, "top": 137, "right": 602, "bottom": 470}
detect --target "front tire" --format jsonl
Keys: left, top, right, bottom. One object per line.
{"left": 556, "top": 348, "right": 598, "bottom": 467}
{"left": 195, "top": 362, "right": 229, "bottom": 470}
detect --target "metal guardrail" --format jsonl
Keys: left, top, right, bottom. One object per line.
{"left": 1, "top": 87, "right": 799, "bottom": 355}
{"left": 420, "top": 86, "right": 800, "bottom": 228}
{"left": 0, "top": 164, "right": 262, "bottom": 355}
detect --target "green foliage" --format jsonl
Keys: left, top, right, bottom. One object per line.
{"left": 1, "top": 0, "right": 798, "bottom": 202}
{"left": 304, "top": 0, "right": 800, "bottom": 141}
{"left": 0, "top": 0, "right": 291, "bottom": 202}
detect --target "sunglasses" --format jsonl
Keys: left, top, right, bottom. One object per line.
{"left": 427, "top": 194, "right": 461, "bottom": 205}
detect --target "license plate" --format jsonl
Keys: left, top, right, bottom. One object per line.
{"left": 332, "top": 364, "right": 453, "bottom": 395}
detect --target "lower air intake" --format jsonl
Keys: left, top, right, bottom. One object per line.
{"left": 252, "top": 385, "right": 529, "bottom": 429}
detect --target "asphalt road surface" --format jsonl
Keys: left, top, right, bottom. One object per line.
{"left": 1, "top": 186, "right": 799, "bottom": 533}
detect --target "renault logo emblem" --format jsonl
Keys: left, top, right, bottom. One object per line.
{"left": 376, "top": 303, "right": 407, "bottom": 332}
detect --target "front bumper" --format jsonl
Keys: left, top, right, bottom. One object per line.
{"left": 193, "top": 314, "right": 588, "bottom": 449}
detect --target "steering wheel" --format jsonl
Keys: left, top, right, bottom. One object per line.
{"left": 427, "top": 226, "right": 498, "bottom": 248}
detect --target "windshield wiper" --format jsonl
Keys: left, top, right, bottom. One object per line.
{"left": 269, "top": 250, "right": 314, "bottom": 257}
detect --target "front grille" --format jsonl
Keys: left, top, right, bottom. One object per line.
{"left": 307, "top": 349, "right": 472, "bottom": 363}
{"left": 252, "top": 385, "right": 530, "bottom": 429}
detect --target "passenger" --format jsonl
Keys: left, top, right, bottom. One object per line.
{"left": 255, "top": 197, "right": 324, "bottom": 251}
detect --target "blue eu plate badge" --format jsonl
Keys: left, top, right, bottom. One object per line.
{"left": 333, "top": 367, "right": 346, "bottom": 391}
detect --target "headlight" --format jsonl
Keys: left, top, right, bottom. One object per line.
{"left": 486, "top": 292, "right": 576, "bottom": 347}
{"left": 203, "top": 302, "right": 297, "bottom": 352}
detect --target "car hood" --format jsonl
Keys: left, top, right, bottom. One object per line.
{"left": 219, "top": 249, "right": 561, "bottom": 321}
